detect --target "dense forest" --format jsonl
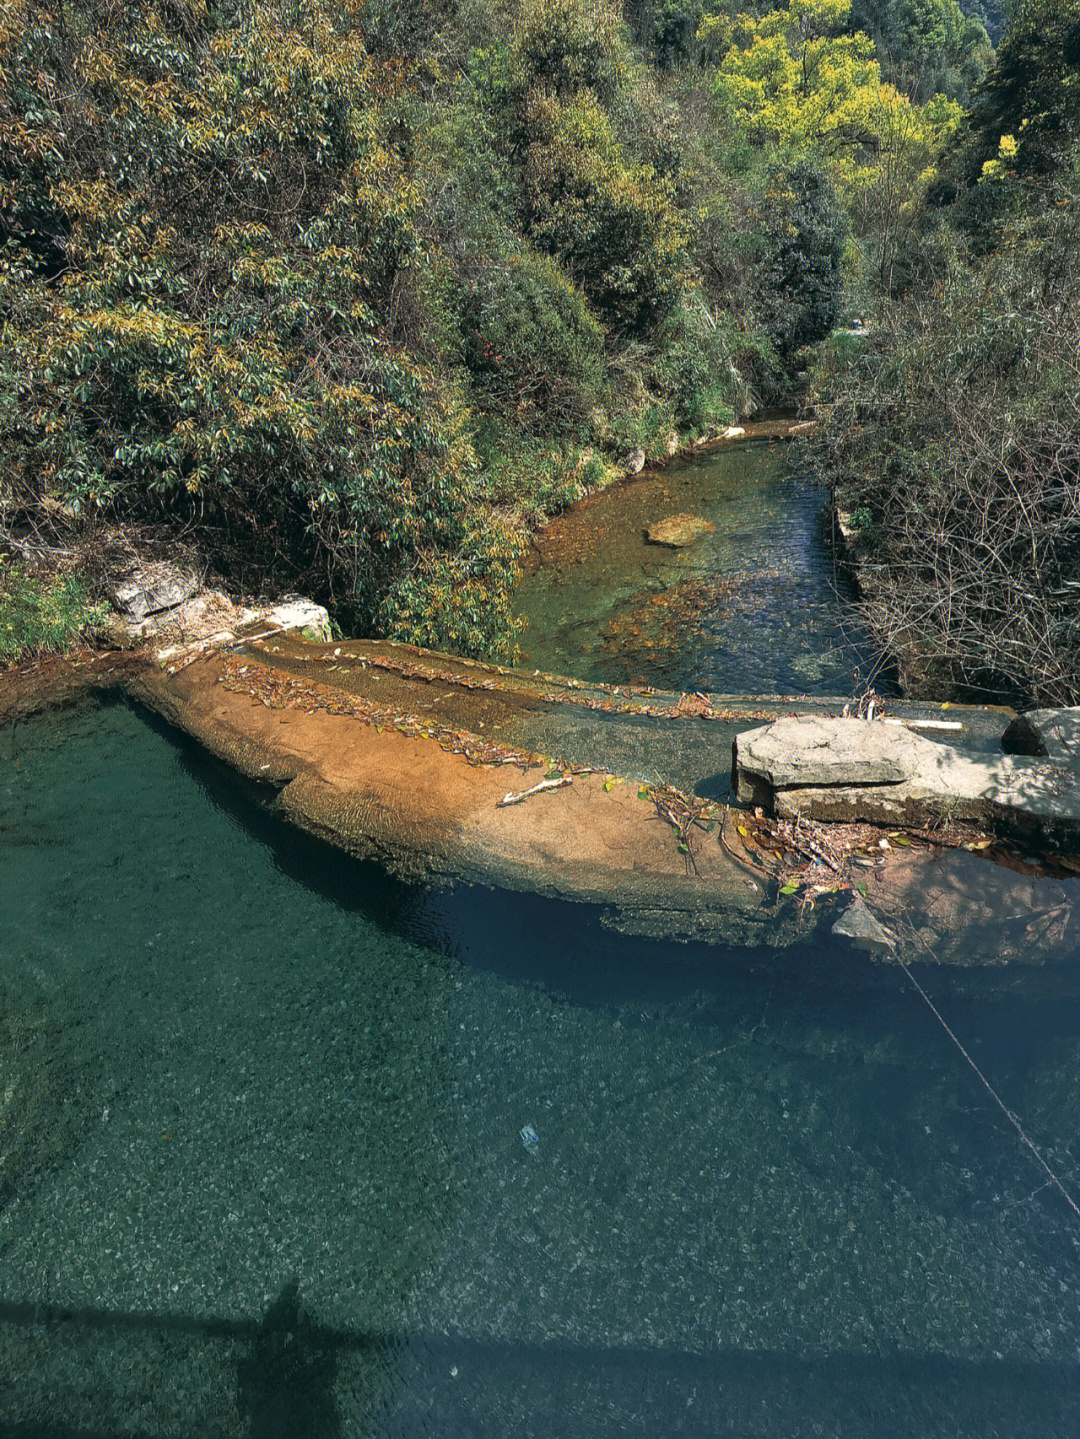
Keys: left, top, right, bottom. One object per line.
{"left": 1, "top": 0, "right": 1078, "bottom": 700}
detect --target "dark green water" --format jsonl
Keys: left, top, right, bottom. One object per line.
{"left": 513, "top": 444, "right": 891, "bottom": 696}
{"left": 3, "top": 700, "right": 1080, "bottom": 1436}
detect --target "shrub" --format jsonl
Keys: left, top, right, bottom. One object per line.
{"left": 810, "top": 171, "right": 1080, "bottom": 704}
{"left": 520, "top": 89, "right": 689, "bottom": 332}
{"left": 458, "top": 240, "right": 606, "bottom": 430}
{"left": 652, "top": 305, "right": 737, "bottom": 433}
{"left": 0, "top": 563, "right": 108, "bottom": 664}
{"left": 0, "top": 0, "right": 523, "bottom": 657}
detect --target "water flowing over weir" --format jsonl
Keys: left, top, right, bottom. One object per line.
{"left": 3, "top": 700, "right": 1080, "bottom": 1437}
{"left": 512, "top": 437, "right": 892, "bottom": 698}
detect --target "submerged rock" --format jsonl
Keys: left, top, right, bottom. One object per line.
{"left": 645, "top": 514, "right": 715, "bottom": 548}
{"left": 832, "top": 898, "right": 896, "bottom": 956}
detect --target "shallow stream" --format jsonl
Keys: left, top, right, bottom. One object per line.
{"left": 513, "top": 440, "right": 890, "bottom": 696}
{"left": 3, "top": 700, "right": 1080, "bottom": 1434}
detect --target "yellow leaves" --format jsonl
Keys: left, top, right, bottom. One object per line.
{"left": 714, "top": 0, "right": 960, "bottom": 206}
{"left": 982, "top": 132, "right": 1020, "bottom": 183}
{"left": 46, "top": 179, "right": 116, "bottom": 223}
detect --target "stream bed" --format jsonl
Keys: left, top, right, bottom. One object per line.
{"left": 513, "top": 440, "right": 891, "bottom": 696}
{"left": 3, "top": 699, "right": 1080, "bottom": 1435}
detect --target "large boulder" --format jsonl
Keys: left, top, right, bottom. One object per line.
{"left": 646, "top": 514, "right": 715, "bottom": 549}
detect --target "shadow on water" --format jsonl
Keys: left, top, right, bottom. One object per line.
{"left": 3, "top": 1291, "right": 1080, "bottom": 1439}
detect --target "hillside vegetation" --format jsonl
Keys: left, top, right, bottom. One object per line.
{"left": 1, "top": 0, "right": 1001, "bottom": 663}
{"left": 812, "top": 0, "right": 1080, "bottom": 705}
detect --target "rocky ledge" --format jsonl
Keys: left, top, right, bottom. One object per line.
{"left": 105, "top": 561, "right": 332, "bottom": 657}
{"left": 734, "top": 712, "right": 1080, "bottom": 845}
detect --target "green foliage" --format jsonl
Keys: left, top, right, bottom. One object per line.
{"left": 848, "top": 0, "right": 992, "bottom": 104}
{"left": 652, "top": 306, "right": 738, "bottom": 432}
{"left": 757, "top": 161, "right": 847, "bottom": 352}
{"left": 965, "top": 0, "right": 1080, "bottom": 178}
{"left": 0, "top": 0, "right": 518, "bottom": 656}
{"left": 458, "top": 240, "right": 606, "bottom": 429}
{"left": 0, "top": 563, "right": 108, "bottom": 664}
{"left": 625, "top": 0, "right": 708, "bottom": 66}
{"left": 520, "top": 89, "right": 689, "bottom": 331}
{"left": 490, "top": 0, "right": 690, "bottom": 333}
{"left": 508, "top": 0, "right": 631, "bottom": 103}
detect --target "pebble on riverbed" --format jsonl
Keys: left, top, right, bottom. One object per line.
{"left": 645, "top": 514, "right": 715, "bottom": 548}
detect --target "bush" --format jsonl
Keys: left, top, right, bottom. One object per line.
{"left": 0, "top": 0, "right": 524, "bottom": 658}
{"left": 810, "top": 172, "right": 1080, "bottom": 704}
{"left": 520, "top": 90, "right": 689, "bottom": 332}
{"left": 0, "top": 564, "right": 108, "bottom": 664}
{"left": 652, "top": 305, "right": 737, "bottom": 432}
{"left": 458, "top": 240, "right": 606, "bottom": 429}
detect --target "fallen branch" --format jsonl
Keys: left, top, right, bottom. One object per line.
{"left": 497, "top": 776, "right": 573, "bottom": 807}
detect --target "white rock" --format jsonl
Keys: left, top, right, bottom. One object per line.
{"left": 258, "top": 596, "right": 332, "bottom": 641}
{"left": 114, "top": 563, "right": 199, "bottom": 621}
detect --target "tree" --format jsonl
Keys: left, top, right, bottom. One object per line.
{"left": 848, "top": 0, "right": 992, "bottom": 104}
{"left": 624, "top": 0, "right": 708, "bottom": 67}
{"left": 965, "top": 0, "right": 1080, "bottom": 178}
{"left": 757, "top": 161, "right": 847, "bottom": 351}
{"left": 711, "top": 0, "right": 962, "bottom": 292}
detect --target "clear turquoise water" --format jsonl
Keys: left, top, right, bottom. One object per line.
{"left": 513, "top": 445, "right": 892, "bottom": 697}
{"left": 2, "top": 700, "right": 1080, "bottom": 1436}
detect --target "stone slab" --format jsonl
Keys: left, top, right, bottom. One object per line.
{"left": 735, "top": 715, "right": 1080, "bottom": 840}
{"left": 735, "top": 715, "right": 930, "bottom": 790}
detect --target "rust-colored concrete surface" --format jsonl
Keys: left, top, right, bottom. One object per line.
{"left": 126, "top": 650, "right": 779, "bottom": 946}
{"left": 7, "top": 635, "right": 1080, "bottom": 963}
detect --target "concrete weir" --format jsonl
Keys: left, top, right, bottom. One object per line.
{"left": 8, "top": 619, "right": 1080, "bottom": 966}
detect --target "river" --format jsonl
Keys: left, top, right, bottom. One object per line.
{"left": 512, "top": 437, "right": 892, "bottom": 696}
{"left": 2, "top": 699, "right": 1079, "bottom": 1435}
